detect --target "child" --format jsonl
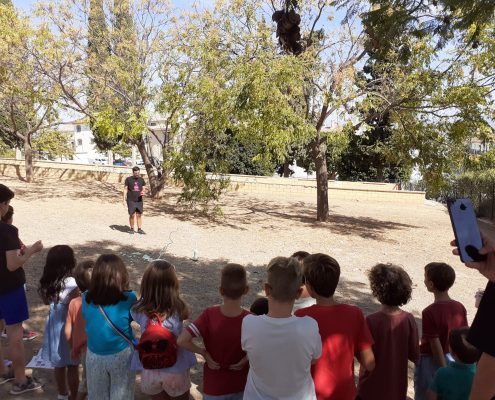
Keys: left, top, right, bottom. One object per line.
{"left": 38, "top": 245, "right": 80, "bottom": 400}
{"left": 427, "top": 327, "right": 480, "bottom": 400}
{"left": 132, "top": 260, "right": 196, "bottom": 400}
{"left": 290, "top": 251, "right": 316, "bottom": 312}
{"left": 414, "top": 262, "right": 468, "bottom": 400}
{"left": 178, "top": 263, "right": 250, "bottom": 400}
{"left": 1, "top": 205, "right": 37, "bottom": 341}
{"left": 357, "top": 263, "right": 420, "bottom": 400}
{"left": 242, "top": 257, "right": 322, "bottom": 399}
{"left": 295, "top": 253, "right": 375, "bottom": 400}
{"left": 249, "top": 297, "right": 268, "bottom": 316}
{"left": 65, "top": 260, "right": 95, "bottom": 400}
{"left": 82, "top": 254, "right": 137, "bottom": 400}
{"left": 0, "top": 183, "right": 43, "bottom": 395}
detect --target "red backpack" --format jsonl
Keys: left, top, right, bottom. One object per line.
{"left": 137, "top": 313, "right": 178, "bottom": 369}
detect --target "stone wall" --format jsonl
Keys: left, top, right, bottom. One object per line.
{"left": 0, "top": 158, "right": 425, "bottom": 204}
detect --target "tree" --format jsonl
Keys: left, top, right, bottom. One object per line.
{"left": 170, "top": 0, "right": 313, "bottom": 205}
{"left": 37, "top": 0, "right": 176, "bottom": 196}
{"left": 0, "top": 4, "right": 61, "bottom": 182}
{"left": 32, "top": 130, "right": 74, "bottom": 160}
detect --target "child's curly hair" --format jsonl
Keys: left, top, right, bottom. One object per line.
{"left": 368, "top": 263, "right": 412, "bottom": 307}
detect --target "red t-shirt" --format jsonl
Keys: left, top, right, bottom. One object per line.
{"left": 358, "top": 311, "right": 419, "bottom": 400}
{"left": 295, "top": 304, "right": 373, "bottom": 400}
{"left": 186, "top": 306, "right": 250, "bottom": 396}
{"left": 420, "top": 300, "right": 468, "bottom": 354}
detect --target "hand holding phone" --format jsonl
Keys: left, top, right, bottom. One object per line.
{"left": 447, "top": 198, "right": 486, "bottom": 263}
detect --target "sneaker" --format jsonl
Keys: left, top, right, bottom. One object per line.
{"left": 129, "top": 229, "right": 135, "bottom": 235}
{"left": 137, "top": 228, "right": 146, "bottom": 235}
{"left": 0, "top": 367, "right": 14, "bottom": 385}
{"left": 22, "top": 330, "right": 38, "bottom": 341}
{"left": 10, "top": 376, "right": 43, "bottom": 395}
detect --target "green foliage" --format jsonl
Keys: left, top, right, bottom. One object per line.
{"left": 0, "top": 140, "right": 14, "bottom": 157}
{"left": 112, "top": 142, "right": 132, "bottom": 158}
{"left": 32, "top": 130, "right": 74, "bottom": 159}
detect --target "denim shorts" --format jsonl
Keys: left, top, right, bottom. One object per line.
{"left": 0, "top": 286, "right": 29, "bottom": 326}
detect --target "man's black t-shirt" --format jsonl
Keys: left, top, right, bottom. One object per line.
{"left": 468, "top": 280, "right": 495, "bottom": 357}
{"left": 0, "top": 222, "right": 23, "bottom": 294}
{"left": 125, "top": 176, "right": 146, "bottom": 203}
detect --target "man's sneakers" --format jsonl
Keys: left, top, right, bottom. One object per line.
{"left": 9, "top": 376, "right": 43, "bottom": 395}
{"left": 129, "top": 228, "right": 145, "bottom": 235}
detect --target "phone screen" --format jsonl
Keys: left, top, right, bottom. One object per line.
{"left": 447, "top": 198, "right": 486, "bottom": 263}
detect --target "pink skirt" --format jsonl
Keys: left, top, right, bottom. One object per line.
{"left": 141, "top": 369, "right": 191, "bottom": 397}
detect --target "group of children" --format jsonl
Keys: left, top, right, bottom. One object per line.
{"left": 0, "top": 182, "right": 482, "bottom": 400}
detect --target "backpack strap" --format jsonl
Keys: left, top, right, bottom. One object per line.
{"left": 98, "top": 305, "right": 136, "bottom": 349}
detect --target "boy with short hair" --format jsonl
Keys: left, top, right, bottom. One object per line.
{"left": 0, "top": 184, "right": 43, "bottom": 394}
{"left": 178, "top": 263, "right": 250, "bottom": 400}
{"left": 427, "top": 327, "right": 480, "bottom": 400}
{"left": 414, "top": 262, "right": 468, "bottom": 400}
{"left": 241, "top": 257, "right": 322, "bottom": 400}
{"left": 290, "top": 251, "right": 316, "bottom": 312}
{"left": 295, "top": 253, "right": 375, "bottom": 400}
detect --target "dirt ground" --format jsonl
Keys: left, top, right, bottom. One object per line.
{"left": 0, "top": 174, "right": 491, "bottom": 400}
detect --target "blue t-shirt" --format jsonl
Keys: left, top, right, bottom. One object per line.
{"left": 82, "top": 291, "right": 137, "bottom": 355}
{"left": 430, "top": 361, "right": 476, "bottom": 400}
{"left": 130, "top": 310, "right": 196, "bottom": 373}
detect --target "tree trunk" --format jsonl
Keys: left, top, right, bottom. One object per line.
{"left": 24, "top": 135, "right": 33, "bottom": 183}
{"left": 136, "top": 136, "right": 165, "bottom": 198}
{"left": 312, "top": 140, "right": 329, "bottom": 222}
{"left": 283, "top": 161, "right": 291, "bottom": 177}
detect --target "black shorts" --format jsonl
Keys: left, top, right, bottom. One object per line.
{"left": 127, "top": 200, "right": 143, "bottom": 215}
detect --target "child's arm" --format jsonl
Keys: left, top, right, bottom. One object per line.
{"left": 357, "top": 348, "right": 375, "bottom": 372}
{"left": 229, "top": 355, "right": 248, "bottom": 370}
{"left": 6, "top": 241, "right": 43, "bottom": 272}
{"left": 430, "top": 338, "right": 447, "bottom": 368}
{"left": 64, "top": 303, "right": 74, "bottom": 343}
{"left": 177, "top": 329, "right": 220, "bottom": 370}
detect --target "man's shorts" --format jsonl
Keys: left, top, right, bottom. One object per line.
{"left": 127, "top": 200, "right": 144, "bottom": 215}
{"left": 0, "top": 286, "right": 29, "bottom": 326}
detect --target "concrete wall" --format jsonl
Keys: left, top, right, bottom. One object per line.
{"left": 0, "top": 159, "right": 425, "bottom": 204}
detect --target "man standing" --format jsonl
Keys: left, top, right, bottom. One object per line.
{"left": 0, "top": 184, "right": 43, "bottom": 394}
{"left": 123, "top": 166, "right": 146, "bottom": 234}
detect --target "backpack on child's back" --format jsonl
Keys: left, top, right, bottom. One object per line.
{"left": 137, "top": 313, "right": 178, "bottom": 369}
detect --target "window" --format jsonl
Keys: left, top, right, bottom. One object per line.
{"left": 76, "top": 125, "right": 81, "bottom": 132}
{"left": 77, "top": 139, "right": 83, "bottom": 146}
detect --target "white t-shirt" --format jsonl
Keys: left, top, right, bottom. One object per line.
{"left": 292, "top": 296, "right": 317, "bottom": 313}
{"left": 241, "top": 314, "right": 322, "bottom": 400}
{"left": 59, "top": 277, "right": 78, "bottom": 304}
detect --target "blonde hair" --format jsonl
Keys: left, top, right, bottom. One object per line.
{"left": 267, "top": 257, "right": 302, "bottom": 302}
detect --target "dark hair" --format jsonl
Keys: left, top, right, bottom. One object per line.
{"left": 425, "top": 262, "right": 456, "bottom": 292}
{"left": 74, "top": 260, "right": 95, "bottom": 292}
{"left": 250, "top": 297, "right": 269, "bottom": 315}
{"left": 303, "top": 253, "right": 340, "bottom": 298}
{"left": 221, "top": 263, "right": 247, "bottom": 300}
{"left": 449, "top": 327, "right": 480, "bottom": 364}
{"left": 0, "top": 184, "right": 14, "bottom": 204}
{"left": 86, "top": 254, "right": 130, "bottom": 306}
{"left": 132, "top": 166, "right": 140, "bottom": 172}
{"left": 1, "top": 205, "right": 13, "bottom": 223}
{"left": 267, "top": 257, "right": 302, "bottom": 302}
{"left": 133, "top": 260, "right": 189, "bottom": 320}
{"left": 38, "top": 245, "right": 76, "bottom": 304}
{"left": 291, "top": 251, "right": 310, "bottom": 262}
{"left": 368, "top": 263, "right": 412, "bottom": 306}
